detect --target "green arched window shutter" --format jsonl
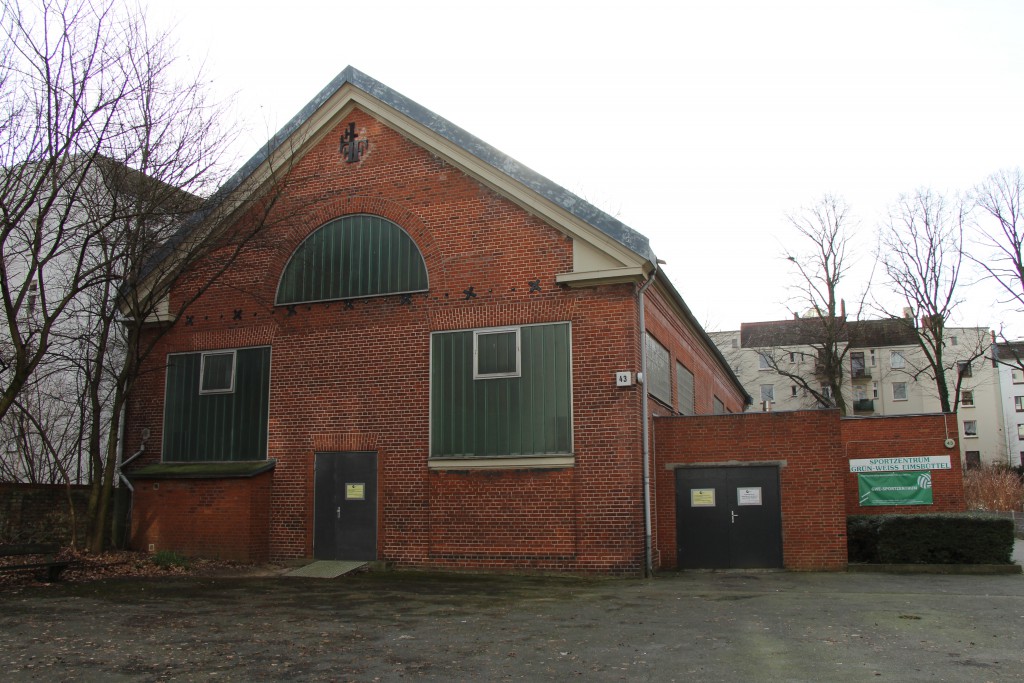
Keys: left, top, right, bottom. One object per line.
{"left": 276, "top": 214, "right": 428, "bottom": 304}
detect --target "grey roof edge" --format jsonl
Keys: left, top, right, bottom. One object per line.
{"left": 144, "top": 66, "right": 655, "bottom": 279}
{"left": 656, "top": 275, "right": 752, "bottom": 406}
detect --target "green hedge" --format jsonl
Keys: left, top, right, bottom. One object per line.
{"left": 848, "top": 514, "right": 1014, "bottom": 564}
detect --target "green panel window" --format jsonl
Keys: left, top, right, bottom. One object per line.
{"left": 646, "top": 333, "right": 671, "bottom": 405}
{"left": 676, "top": 362, "right": 694, "bottom": 416}
{"left": 276, "top": 214, "right": 428, "bottom": 304}
{"left": 431, "top": 323, "right": 571, "bottom": 458}
{"left": 163, "top": 347, "right": 271, "bottom": 462}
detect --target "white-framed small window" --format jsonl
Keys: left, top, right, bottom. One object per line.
{"left": 1018, "top": 424, "right": 1024, "bottom": 440}
{"left": 1015, "top": 396, "right": 1024, "bottom": 413}
{"left": 731, "top": 337, "right": 738, "bottom": 349}
{"left": 957, "top": 360, "right": 972, "bottom": 378}
{"left": 890, "top": 351, "right": 906, "bottom": 369}
{"left": 892, "top": 382, "right": 908, "bottom": 401}
{"left": 950, "top": 335, "right": 958, "bottom": 346}
{"left": 760, "top": 384, "right": 774, "bottom": 402}
{"left": 963, "top": 420, "right": 978, "bottom": 438}
{"left": 473, "top": 327, "right": 521, "bottom": 379}
{"left": 1013, "top": 368, "right": 1024, "bottom": 384}
{"left": 871, "top": 382, "right": 879, "bottom": 400}
{"left": 789, "top": 352, "right": 797, "bottom": 364}
{"left": 962, "top": 390, "right": 975, "bottom": 408}
{"left": 790, "top": 385, "right": 798, "bottom": 398}
{"left": 758, "top": 352, "right": 770, "bottom": 370}
{"left": 199, "top": 350, "right": 236, "bottom": 394}
{"left": 869, "top": 349, "right": 876, "bottom": 367}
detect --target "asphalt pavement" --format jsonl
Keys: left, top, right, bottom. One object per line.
{"left": 2, "top": 564, "right": 1023, "bottom": 682}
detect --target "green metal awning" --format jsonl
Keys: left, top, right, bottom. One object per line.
{"left": 128, "top": 460, "right": 276, "bottom": 479}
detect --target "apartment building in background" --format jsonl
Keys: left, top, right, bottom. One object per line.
{"left": 710, "top": 319, "right": 1006, "bottom": 467}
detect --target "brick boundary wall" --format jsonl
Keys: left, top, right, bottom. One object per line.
{"left": 653, "top": 411, "right": 848, "bottom": 571}
{"left": 130, "top": 473, "right": 273, "bottom": 562}
{"left": 840, "top": 413, "right": 966, "bottom": 515}
{"left": 0, "top": 483, "right": 91, "bottom": 545}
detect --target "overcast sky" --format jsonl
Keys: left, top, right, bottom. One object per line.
{"left": 150, "top": 0, "right": 1024, "bottom": 335}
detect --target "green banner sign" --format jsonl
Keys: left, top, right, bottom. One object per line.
{"left": 858, "top": 472, "right": 933, "bottom": 506}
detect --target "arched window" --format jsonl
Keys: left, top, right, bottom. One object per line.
{"left": 276, "top": 214, "right": 428, "bottom": 305}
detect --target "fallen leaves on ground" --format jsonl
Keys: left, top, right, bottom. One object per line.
{"left": 0, "top": 548, "right": 251, "bottom": 589}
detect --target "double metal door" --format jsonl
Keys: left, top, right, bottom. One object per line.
{"left": 675, "top": 466, "right": 782, "bottom": 569}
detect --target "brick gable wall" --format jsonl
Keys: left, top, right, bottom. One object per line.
{"left": 126, "top": 108, "right": 673, "bottom": 573}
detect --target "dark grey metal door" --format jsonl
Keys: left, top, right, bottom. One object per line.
{"left": 314, "top": 451, "right": 377, "bottom": 560}
{"left": 675, "top": 466, "right": 782, "bottom": 569}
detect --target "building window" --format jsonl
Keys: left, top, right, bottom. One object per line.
{"left": 276, "top": 214, "right": 428, "bottom": 305}
{"left": 473, "top": 328, "right": 520, "bottom": 379}
{"left": 821, "top": 384, "right": 834, "bottom": 399}
{"left": 1013, "top": 368, "right": 1024, "bottom": 384}
{"left": 645, "top": 333, "right": 671, "bottom": 405}
{"left": 713, "top": 396, "right": 725, "bottom": 415}
{"left": 851, "top": 351, "right": 866, "bottom": 378}
{"left": 1018, "top": 424, "right": 1024, "bottom": 440}
{"left": 892, "top": 382, "right": 908, "bottom": 401}
{"left": 431, "top": 322, "right": 571, "bottom": 458}
{"left": 957, "top": 360, "right": 973, "bottom": 378}
{"left": 731, "top": 337, "right": 738, "bottom": 348}
{"left": 164, "top": 347, "right": 271, "bottom": 462}
{"left": 962, "top": 390, "right": 975, "bottom": 407}
{"left": 869, "top": 349, "right": 876, "bottom": 367}
{"left": 890, "top": 351, "right": 905, "bottom": 369}
{"left": 676, "top": 362, "right": 695, "bottom": 416}
{"left": 965, "top": 451, "right": 981, "bottom": 469}
{"left": 760, "top": 384, "right": 774, "bottom": 402}
{"left": 871, "top": 382, "right": 879, "bottom": 400}
{"left": 758, "top": 352, "right": 770, "bottom": 370}
{"left": 789, "top": 352, "right": 797, "bottom": 364}
{"left": 963, "top": 420, "right": 978, "bottom": 438}
{"left": 790, "top": 385, "right": 798, "bottom": 398}
{"left": 950, "top": 335, "right": 959, "bottom": 346}
{"left": 199, "top": 351, "right": 236, "bottom": 394}
{"left": 1015, "top": 396, "right": 1024, "bottom": 413}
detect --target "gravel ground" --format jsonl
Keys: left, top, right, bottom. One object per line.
{"left": 2, "top": 567, "right": 1023, "bottom": 682}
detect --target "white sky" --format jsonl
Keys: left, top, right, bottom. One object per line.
{"left": 150, "top": 0, "right": 1024, "bottom": 335}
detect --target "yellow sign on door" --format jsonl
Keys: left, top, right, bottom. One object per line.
{"left": 345, "top": 483, "right": 365, "bottom": 500}
{"left": 690, "top": 488, "right": 716, "bottom": 507}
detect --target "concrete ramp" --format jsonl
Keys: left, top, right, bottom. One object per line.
{"left": 285, "top": 560, "right": 367, "bottom": 578}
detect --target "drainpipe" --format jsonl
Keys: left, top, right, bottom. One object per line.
{"left": 116, "top": 420, "right": 150, "bottom": 549}
{"left": 637, "top": 261, "right": 659, "bottom": 577}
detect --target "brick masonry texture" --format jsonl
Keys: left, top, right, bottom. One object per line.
{"left": 652, "top": 411, "right": 966, "bottom": 571}
{"left": 130, "top": 473, "right": 272, "bottom": 563}
{"left": 840, "top": 414, "right": 966, "bottom": 514}
{"left": 122, "top": 109, "right": 746, "bottom": 575}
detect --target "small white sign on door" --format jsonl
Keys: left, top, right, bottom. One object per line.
{"left": 737, "top": 487, "right": 762, "bottom": 506}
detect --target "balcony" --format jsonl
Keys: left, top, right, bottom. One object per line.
{"left": 851, "top": 366, "right": 872, "bottom": 381}
{"left": 853, "top": 399, "right": 874, "bottom": 413}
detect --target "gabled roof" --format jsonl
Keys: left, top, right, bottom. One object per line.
{"left": 146, "top": 66, "right": 654, "bottom": 275}
{"left": 141, "top": 66, "right": 747, "bottom": 402}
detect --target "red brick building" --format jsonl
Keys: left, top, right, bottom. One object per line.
{"left": 124, "top": 69, "right": 965, "bottom": 574}
{"left": 124, "top": 67, "right": 749, "bottom": 573}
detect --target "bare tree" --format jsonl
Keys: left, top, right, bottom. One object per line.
{"left": 877, "top": 189, "right": 967, "bottom": 412}
{"left": 973, "top": 167, "right": 1024, "bottom": 368}
{"left": 770, "top": 194, "right": 856, "bottom": 414}
{"left": 0, "top": 0, "right": 298, "bottom": 551}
